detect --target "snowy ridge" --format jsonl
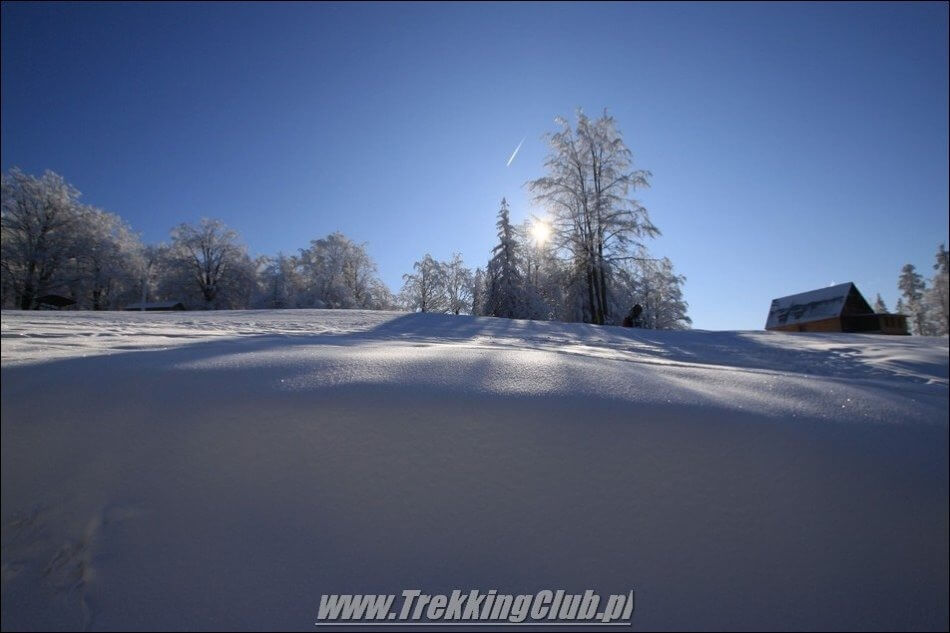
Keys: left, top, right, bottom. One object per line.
{"left": 2, "top": 309, "right": 948, "bottom": 630}
{"left": 3, "top": 308, "right": 947, "bottom": 380}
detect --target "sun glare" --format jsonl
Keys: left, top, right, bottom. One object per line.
{"left": 530, "top": 219, "right": 551, "bottom": 246}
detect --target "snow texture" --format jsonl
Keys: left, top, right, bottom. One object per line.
{"left": 2, "top": 309, "right": 948, "bottom": 631}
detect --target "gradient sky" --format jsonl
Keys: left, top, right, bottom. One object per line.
{"left": 2, "top": 2, "right": 948, "bottom": 329}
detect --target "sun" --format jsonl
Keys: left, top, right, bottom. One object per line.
{"left": 530, "top": 219, "right": 551, "bottom": 246}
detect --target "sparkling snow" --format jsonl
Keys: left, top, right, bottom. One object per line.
{"left": 2, "top": 309, "right": 947, "bottom": 630}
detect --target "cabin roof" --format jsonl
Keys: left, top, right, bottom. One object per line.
{"left": 766, "top": 282, "right": 867, "bottom": 329}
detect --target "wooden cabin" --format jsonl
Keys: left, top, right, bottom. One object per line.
{"left": 123, "top": 301, "right": 186, "bottom": 311}
{"left": 35, "top": 294, "right": 77, "bottom": 310}
{"left": 765, "top": 282, "right": 908, "bottom": 334}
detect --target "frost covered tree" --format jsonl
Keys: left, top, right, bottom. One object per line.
{"left": 0, "top": 171, "right": 144, "bottom": 310}
{"left": 924, "top": 244, "right": 949, "bottom": 335}
{"left": 68, "top": 206, "right": 144, "bottom": 309}
{"left": 485, "top": 198, "right": 526, "bottom": 319}
{"left": 1, "top": 167, "right": 405, "bottom": 313}
{"left": 168, "top": 218, "right": 250, "bottom": 309}
{"left": 615, "top": 256, "right": 691, "bottom": 329}
{"left": 216, "top": 252, "right": 258, "bottom": 309}
{"left": 298, "top": 232, "right": 390, "bottom": 309}
{"left": 133, "top": 244, "right": 166, "bottom": 308}
{"left": 256, "top": 252, "right": 303, "bottom": 309}
{"left": 895, "top": 297, "right": 906, "bottom": 319}
{"left": 872, "top": 293, "right": 888, "bottom": 314}
{"left": 528, "top": 109, "right": 658, "bottom": 325}
{"left": 518, "top": 218, "right": 564, "bottom": 320}
{"left": 443, "top": 252, "right": 473, "bottom": 315}
{"left": 400, "top": 253, "right": 447, "bottom": 313}
{"left": 1, "top": 168, "right": 84, "bottom": 308}
{"left": 471, "top": 267, "right": 486, "bottom": 316}
{"left": 898, "top": 263, "right": 927, "bottom": 335}
{"left": 646, "top": 258, "right": 691, "bottom": 330}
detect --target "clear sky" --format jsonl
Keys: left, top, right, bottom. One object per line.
{"left": 2, "top": 2, "right": 947, "bottom": 329}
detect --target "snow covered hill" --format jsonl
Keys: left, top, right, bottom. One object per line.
{"left": 2, "top": 309, "right": 948, "bottom": 631}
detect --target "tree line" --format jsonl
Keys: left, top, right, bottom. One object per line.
{"left": 399, "top": 198, "right": 690, "bottom": 329}
{"left": 872, "top": 246, "right": 949, "bottom": 336}
{"left": 1, "top": 110, "right": 691, "bottom": 328}
{"left": 0, "top": 168, "right": 395, "bottom": 312}
{"left": 399, "top": 110, "right": 691, "bottom": 329}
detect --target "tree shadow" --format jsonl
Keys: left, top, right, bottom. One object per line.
{"left": 2, "top": 311, "right": 946, "bottom": 395}
{"left": 315, "top": 312, "right": 948, "bottom": 386}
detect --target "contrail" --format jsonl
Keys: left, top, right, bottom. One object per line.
{"left": 506, "top": 136, "right": 526, "bottom": 167}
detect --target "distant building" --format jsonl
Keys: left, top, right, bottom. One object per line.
{"left": 123, "top": 301, "right": 186, "bottom": 311}
{"left": 765, "top": 282, "right": 907, "bottom": 334}
{"left": 35, "top": 294, "right": 77, "bottom": 310}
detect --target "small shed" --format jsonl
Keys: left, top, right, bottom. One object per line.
{"left": 123, "top": 301, "right": 186, "bottom": 311}
{"left": 766, "top": 282, "right": 908, "bottom": 334}
{"left": 35, "top": 294, "right": 77, "bottom": 310}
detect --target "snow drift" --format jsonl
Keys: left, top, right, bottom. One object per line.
{"left": 2, "top": 309, "right": 947, "bottom": 631}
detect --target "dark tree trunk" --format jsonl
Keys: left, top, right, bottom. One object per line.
{"left": 19, "top": 286, "right": 34, "bottom": 310}
{"left": 586, "top": 265, "right": 597, "bottom": 324}
{"left": 20, "top": 261, "right": 37, "bottom": 309}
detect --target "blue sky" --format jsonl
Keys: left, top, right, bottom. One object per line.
{"left": 2, "top": 2, "right": 947, "bottom": 329}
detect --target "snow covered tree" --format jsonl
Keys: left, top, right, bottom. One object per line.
{"left": 898, "top": 263, "right": 927, "bottom": 335}
{"left": 168, "top": 218, "right": 250, "bottom": 309}
{"left": 215, "top": 252, "right": 258, "bottom": 309}
{"left": 615, "top": 256, "right": 691, "bottom": 329}
{"left": 924, "top": 243, "right": 949, "bottom": 335}
{"left": 299, "top": 234, "right": 351, "bottom": 308}
{"left": 256, "top": 252, "right": 303, "bottom": 308}
{"left": 443, "top": 252, "right": 473, "bottom": 315}
{"left": 895, "top": 297, "right": 906, "bottom": 318}
{"left": 1, "top": 168, "right": 83, "bottom": 308}
{"left": 517, "top": 218, "right": 564, "bottom": 320}
{"left": 296, "top": 232, "right": 390, "bottom": 309}
{"left": 648, "top": 258, "right": 691, "bottom": 329}
{"left": 528, "top": 109, "right": 658, "bottom": 325}
{"left": 133, "top": 244, "right": 166, "bottom": 309}
{"left": 400, "top": 253, "right": 447, "bottom": 313}
{"left": 485, "top": 198, "right": 526, "bottom": 319}
{"left": 471, "top": 267, "right": 486, "bottom": 316}
{"left": 337, "top": 238, "right": 386, "bottom": 309}
{"left": 68, "top": 206, "right": 143, "bottom": 309}
{"left": 872, "top": 293, "right": 888, "bottom": 314}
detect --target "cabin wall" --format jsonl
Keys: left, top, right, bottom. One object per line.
{"left": 769, "top": 317, "right": 843, "bottom": 332}
{"left": 800, "top": 318, "right": 844, "bottom": 332}
{"left": 876, "top": 315, "right": 909, "bottom": 335}
{"left": 841, "top": 314, "right": 910, "bottom": 335}
{"left": 769, "top": 315, "right": 909, "bottom": 335}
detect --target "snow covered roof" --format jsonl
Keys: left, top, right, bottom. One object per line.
{"left": 766, "top": 282, "right": 865, "bottom": 329}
